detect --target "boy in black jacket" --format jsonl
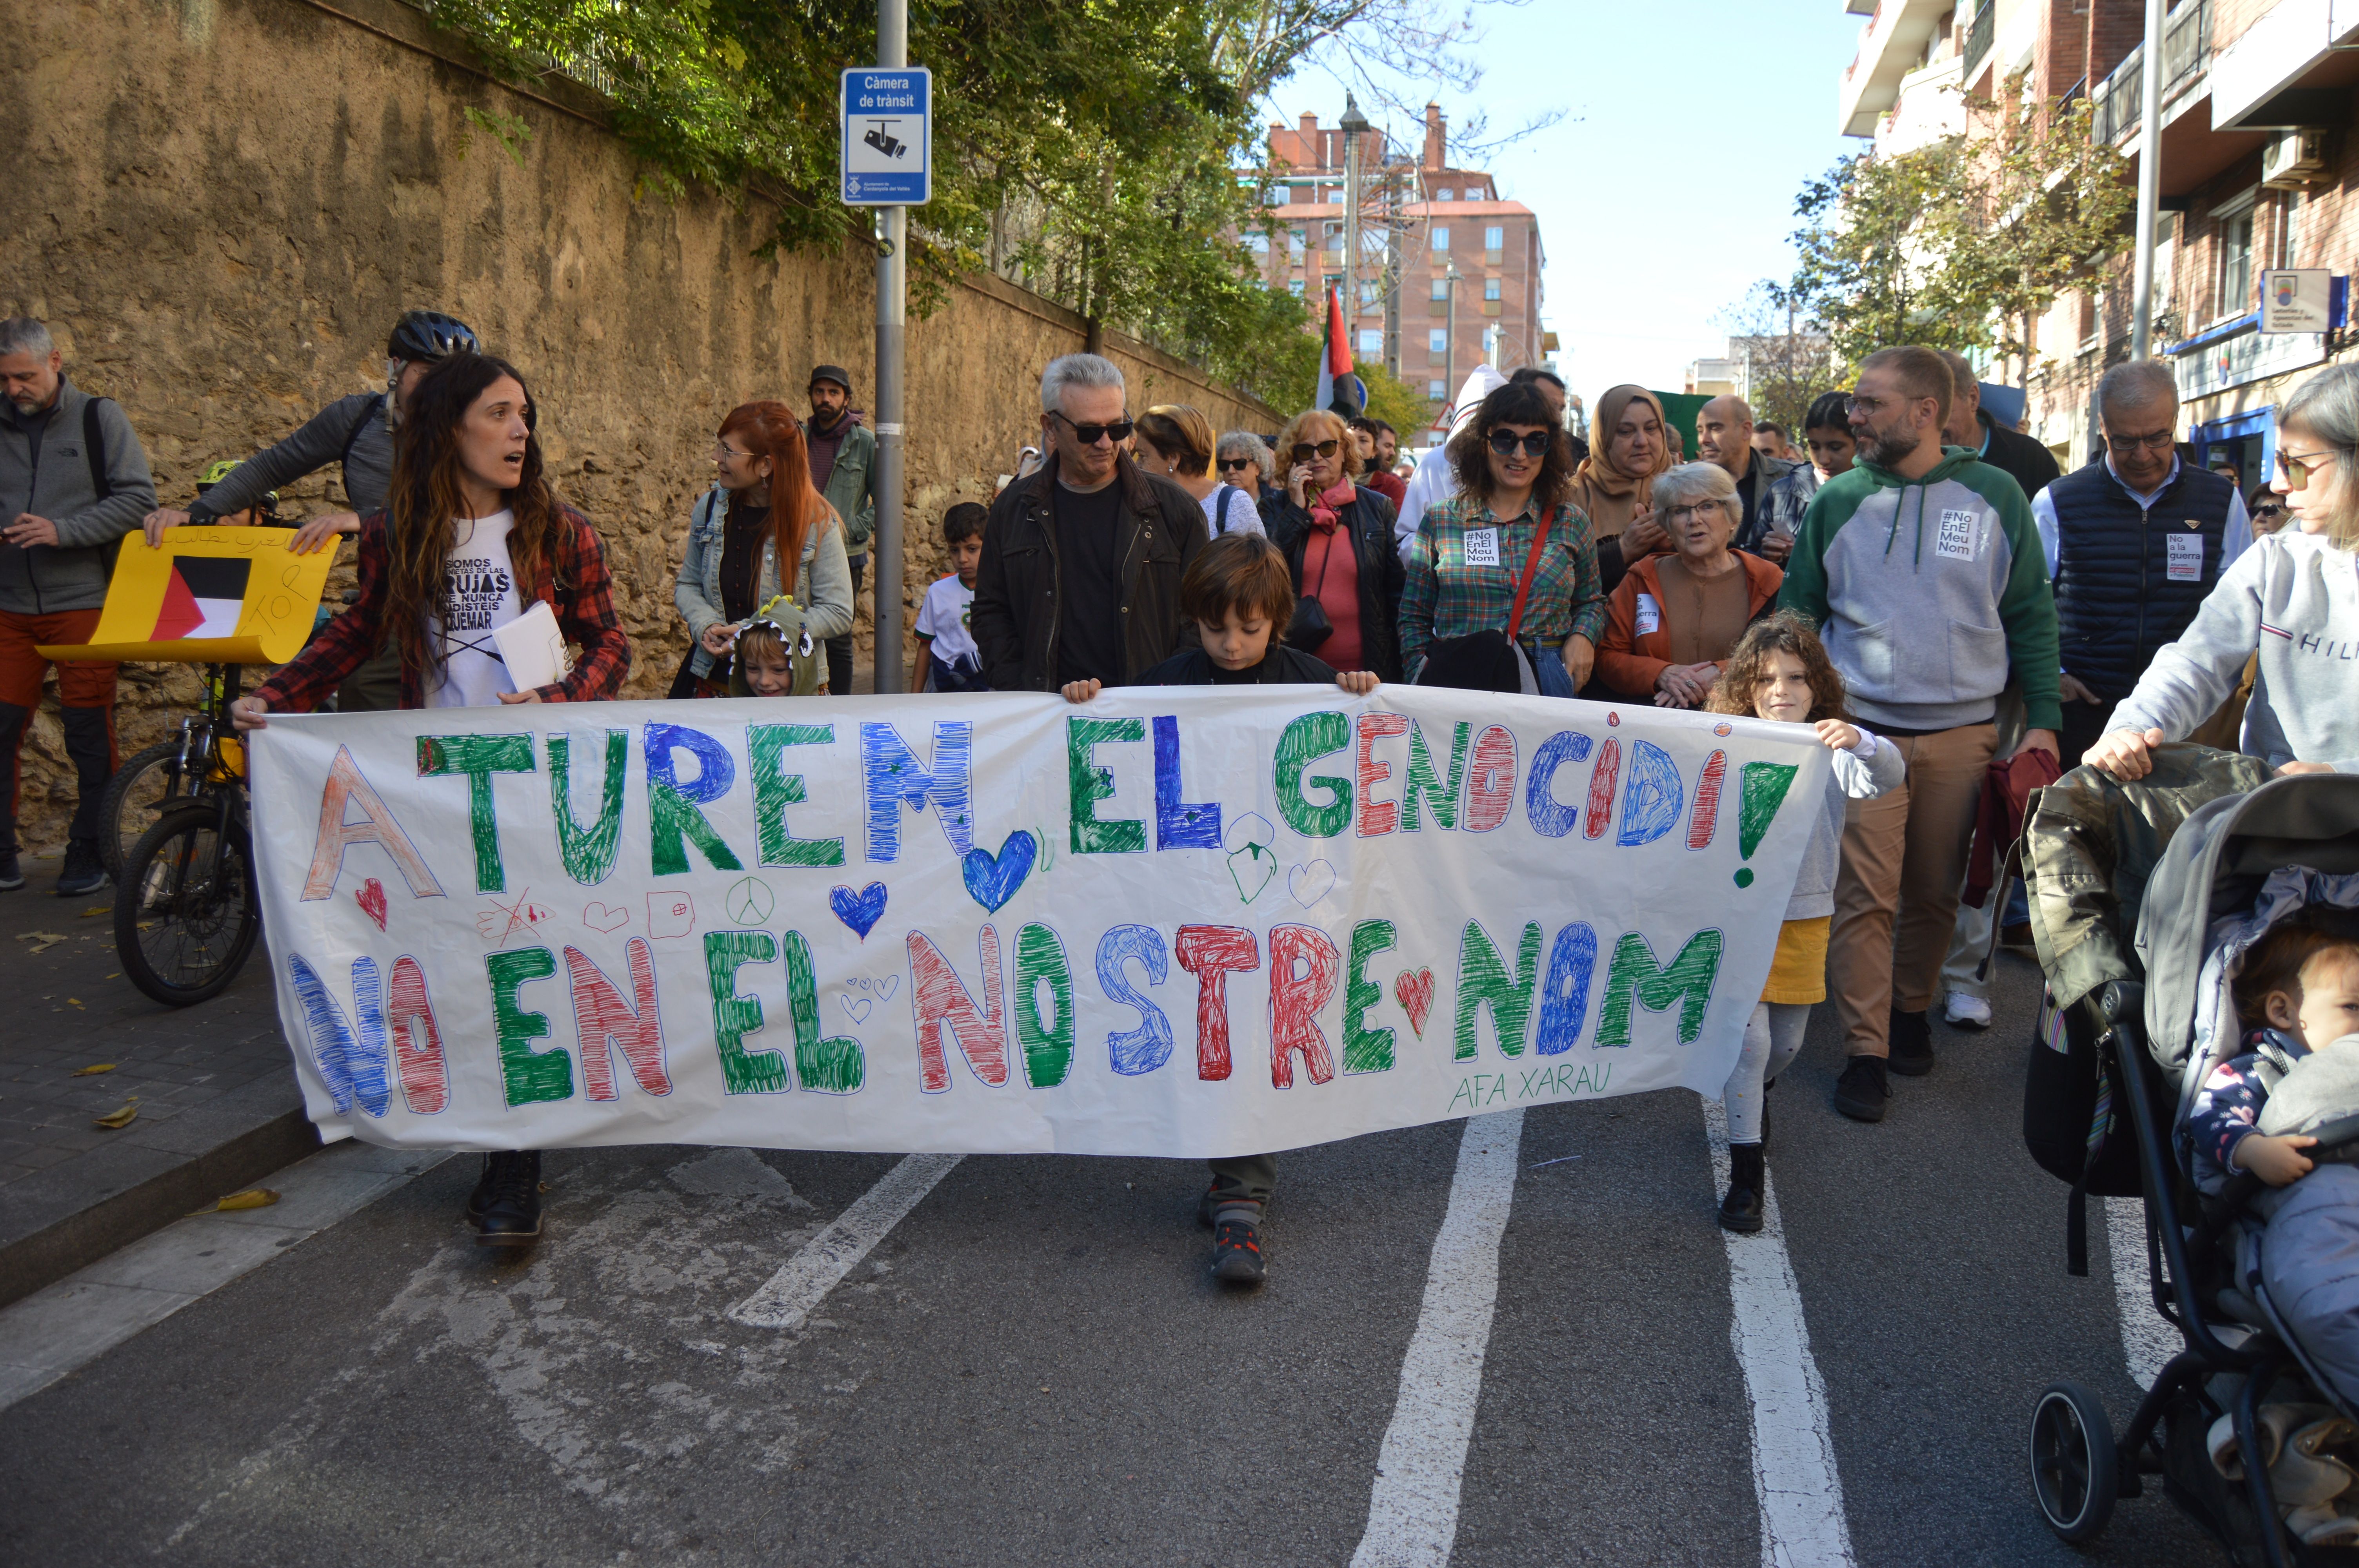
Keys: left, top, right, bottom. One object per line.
{"left": 1065, "top": 532, "right": 1376, "bottom": 1283}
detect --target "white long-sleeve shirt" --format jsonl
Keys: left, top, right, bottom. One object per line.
{"left": 2029, "top": 454, "right": 2252, "bottom": 577}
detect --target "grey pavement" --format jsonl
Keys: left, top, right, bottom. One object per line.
{"left": 0, "top": 866, "right": 313, "bottom": 1308}
{"left": 0, "top": 944, "right": 2225, "bottom": 1566}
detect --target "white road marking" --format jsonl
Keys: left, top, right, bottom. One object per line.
{"left": 1703, "top": 1097, "right": 1857, "bottom": 1568}
{"left": 728, "top": 1152, "right": 963, "bottom": 1330}
{"left": 1349, "top": 1110, "right": 1524, "bottom": 1568}
{"left": 2106, "top": 1195, "right": 2177, "bottom": 1389}
{"left": 0, "top": 1139, "right": 448, "bottom": 1412}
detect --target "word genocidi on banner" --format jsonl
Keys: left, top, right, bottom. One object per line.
{"left": 249, "top": 688, "right": 1830, "bottom": 1157}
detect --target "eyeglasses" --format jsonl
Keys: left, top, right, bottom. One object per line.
{"left": 1488, "top": 430, "right": 1552, "bottom": 458}
{"left": 2252, "top": 502, "right": 2285, "bottom": 519}
{"left": 2105, "top": 428, "right": 2177, "bottom": 453}
{"left": 1050, "top": 411, "right": 1135, "bottom": 446}
{"left": 1217, "top": 457, "right": 1256, "bottom": 472}
{"left": 2275, "top": 448, "right": 2338, "bottom": 490}
{"left": 1666, "top": 503, "right": 1729, "bottom": 523}
{"left": 1290, "top": 439, "right": 1341, "bottom": 462}
{"left": 712, "top": 441, "right": 752, "bottom": 460}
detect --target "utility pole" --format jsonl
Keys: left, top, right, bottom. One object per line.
{"left": 1444, "top": 259, "right": 1461, "bottom": 421}
{"left": 1340, "top": 94, "right": 1370, "bottom": 388}
{"left": 871, "top": 0, "right": 908, "bottom": 693}
{"left": 2129, "top": 0, "right": 2165, "bottom": 360}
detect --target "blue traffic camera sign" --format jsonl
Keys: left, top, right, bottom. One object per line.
{"left": 841, "top": 67, "right": 931, "bottom": 206}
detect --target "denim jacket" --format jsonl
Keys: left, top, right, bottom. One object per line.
{"left": 673, "top": 487, "right": 856, "bottom": 679}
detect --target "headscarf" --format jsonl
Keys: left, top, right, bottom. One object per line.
{"left": 1570, "top": 385, "right": 1673, "bottom": 540}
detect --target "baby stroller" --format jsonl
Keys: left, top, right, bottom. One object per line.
{"left": 2023, "top": 762, "right": 2359, "bottom": 1564}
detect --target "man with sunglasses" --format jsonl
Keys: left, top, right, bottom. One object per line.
{"left": 2030, "top": 359, "right": 2250, "bottom": 767}
{"left": 971, "top": 353, "right": 1209, "bottom": 692}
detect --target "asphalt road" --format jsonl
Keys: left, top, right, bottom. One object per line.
{"left": 0, "top": 946, "right": 2225, "bottom": 1568}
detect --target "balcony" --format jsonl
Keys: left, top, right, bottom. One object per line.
{"left": 1961, "top": 1, "right": 1994, "bottom": 83}
{"left": 2212, "top": 0, "right": 2359, "bottom": 130}
{"left": 2088, "top": 0, "right": 2212, "bottom": 147}
{"left": 1840, "top": 0, "right": 1958, "bottom": 136}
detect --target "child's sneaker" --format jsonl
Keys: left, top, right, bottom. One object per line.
{"left": 1212, "top": 1206, "right": 1266, "bottom": 1284}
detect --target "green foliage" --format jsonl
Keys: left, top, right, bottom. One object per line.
{"left": 1782, "top": 93, "right": 2134, "bottom": 384}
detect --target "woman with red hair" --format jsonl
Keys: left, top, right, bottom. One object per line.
{"left": 671, "top": 400, "right": 854, "bottom": 696}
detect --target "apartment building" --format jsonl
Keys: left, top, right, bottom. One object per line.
{"left": 1838, "top": 0, "right": 2359, "bottom": 490}
{"left": 1256, "top": 105, "right": 1554, "bottom": 431}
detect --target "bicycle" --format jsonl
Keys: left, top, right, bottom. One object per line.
{"left": 113, "top": 663, "right": 262, "bottom": 1006}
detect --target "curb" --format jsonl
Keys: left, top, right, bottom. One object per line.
{"left": 0, "top": 1089, "right": 322, "bottom": 1311}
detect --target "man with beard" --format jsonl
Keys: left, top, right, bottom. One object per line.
{"left": 804, "top": 366, "right": 881, "bottom": 698}
{"left": 1778, "top": 345, "right": 2060, "bottom": 1122}
{"left": 0, "top": 318, "right": 156, "bottom": 895}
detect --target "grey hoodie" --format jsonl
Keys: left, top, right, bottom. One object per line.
{"left": 1778, "top": 447, "right": 2062, "bottom": 733}
{"left": 2109, "top": 529, "right": 2359, "bottom": 773}
{"left": 0, "top": 375, "right": 156, "bottom": 615}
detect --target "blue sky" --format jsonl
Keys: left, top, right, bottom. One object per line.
{"left": 1265, "top": 0, "right": 1870, "bottom": 401}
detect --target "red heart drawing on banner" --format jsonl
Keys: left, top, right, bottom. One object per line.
{"left": 1394, "top": 968, "right": 1435, "bottom": 1037}
{"left": 356, "top": 877, "right": 389, "bottom": 932}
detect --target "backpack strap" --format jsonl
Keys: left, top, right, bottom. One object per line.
{"left": 339, "top": 392, "right": 387, "bottom": 478}
{"left": 1216, "top": 486, "right": 1236, "bottom": 535}
{"left": 81, "top": 397, "right": 112, "bottom": 502}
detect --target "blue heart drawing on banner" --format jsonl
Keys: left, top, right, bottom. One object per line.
{"left": 962, "top": 830, "right": 1038, "bottom": 914}
{"left": 829, "top": 882, "right": 890, "bottom": 940}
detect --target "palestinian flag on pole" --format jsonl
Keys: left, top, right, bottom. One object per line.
{"left": 1315, "top": 283, "right": 1352, "bottom": 416}
{"left": 149, "top": 554, "right": 251, "bottom": 641}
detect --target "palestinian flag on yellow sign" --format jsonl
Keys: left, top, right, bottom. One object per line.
{"left": 35, "top": 525, "right": 338, "bottom": 666}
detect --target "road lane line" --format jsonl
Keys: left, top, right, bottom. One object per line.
{"left": 1702, "top": 1097, "right": 1857, "bottom": 1568}
{"left": 2106, "top": 1195, "right": 2176, "bottom": 1389}
{"left": 1349, "top": 1110, "right": 1524, "bottom": 1568}
{"left": 728, "top": 1152, "right": 963, "bottom": 1330}
{"left": 0, "top": 1140, "right": 448, "bottom": 1413}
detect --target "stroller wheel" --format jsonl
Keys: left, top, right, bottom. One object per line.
{"left": 2031, "top": 1382, "right": 2119, "bottom": 1541}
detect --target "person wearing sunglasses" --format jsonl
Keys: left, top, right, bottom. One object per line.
{"left": 2028, "top": 359, "right": 2254, "bottom": 769}
{"left": 1263, "top": 408, "right": 1406, "bottom": 681}
{"left": 1137, "top": 404, "right": 1262, "bottom": 539}
{"left": 2091, "top": 361, "right": 2359, "bottom": 783}
{"left": 2249, "top": 483, "right": 2289, "bottom": 536}
{"left": 1399, "top": 379, "right": 1604, "bottom": 695}
{"left": 970, "top": 353, "right": 1209, "bottom": 693}
{"left": 1214, "top": 430, "right": 1280, "bottom": 518}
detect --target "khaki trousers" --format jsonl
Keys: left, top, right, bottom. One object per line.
{"left": 1829, "top": 723, "right": 1998, "bottom": 1058}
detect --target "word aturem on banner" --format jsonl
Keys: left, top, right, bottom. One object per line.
{"left": 247, "top": 689, "right": 1830, "bottom": 1158}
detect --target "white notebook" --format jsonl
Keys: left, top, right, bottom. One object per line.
{"left": 492, "top": 600, "right": 573, "bottom": 690}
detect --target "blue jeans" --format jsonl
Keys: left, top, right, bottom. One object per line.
{"left": 1526, "top": 640, "right": 1576, "bottom": 698}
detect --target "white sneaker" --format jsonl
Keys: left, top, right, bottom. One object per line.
{"left": 1943, "top": 992, "right": 1993, "bottom": 1030}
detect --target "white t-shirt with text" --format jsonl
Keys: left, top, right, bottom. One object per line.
{"left": 427, "top": 510, "right": 524, "bottom": 708}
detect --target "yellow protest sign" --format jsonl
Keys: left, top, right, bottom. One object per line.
{"left": 34, "top": 526, "right": 338, "bottom": 666}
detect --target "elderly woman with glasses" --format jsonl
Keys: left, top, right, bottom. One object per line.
{"left": 1399, "top": 380, "right": 1605, "bottom": 693}
{"left": 2090, "top": 361, "right": 2359, "bottom": 780}
{"left": 1264, "top": 408, "right": 1405, "bottom": 680}
{"left": 1594, "top": 462, "right": 1784, "bottom": 706}
{"left": 1137, "top": 405, "right": 1263, "bottom": 539}
{"left": 1216, "top": 431, "right": 1280, "bottom": 516}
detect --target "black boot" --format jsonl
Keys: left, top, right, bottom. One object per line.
{"left": 1888, "top": 1006, "right": 1936, "bottom": 1076}
{"left": 1719, "top": 1143, "right": 1765, "bottom": 1234}
{"left": 467, "top": 1150, "right": 544, "bottom": 1247}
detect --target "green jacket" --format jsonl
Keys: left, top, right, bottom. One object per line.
{"left": 2023, "top": 744, "right": 2271, "bottom": 1011}
{"left": 1779, "top": 446, "right": 2062, "bottom": 733}
{"left": 808, "top": 416, "right": 880, "bottom": 556}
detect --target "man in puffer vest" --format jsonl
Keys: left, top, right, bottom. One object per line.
{"left": 1781, "top": 345, "right": 2062, "bottom": 1122}
{"left": 2032, "top": 359, "right": 2252, "bottom": 766}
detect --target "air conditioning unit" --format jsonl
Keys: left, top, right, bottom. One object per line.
{"left": 2263, "top": 129, "right": 2330, "bottom": 190}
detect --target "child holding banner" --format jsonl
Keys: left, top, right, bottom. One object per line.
{"left": 1065, "top": 532, "right": 1376, "bottom": 1283}
{"left": 1705, "top": 612, "right": 1901, "bottom": 1233}
{"left": 232, "top": 352, "right": 631, "bottom": 1247}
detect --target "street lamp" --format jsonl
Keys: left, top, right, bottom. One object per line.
{"left": 1339, "top": 94, "right": 1371, "bottom": 384}
{"left": 1444, "top": 259, "right": 1462, "bottom": 422}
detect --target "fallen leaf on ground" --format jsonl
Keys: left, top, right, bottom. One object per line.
{"left": 70, "top": 1064, "right": 116, "bottom": 1076}
{"left": 79, "top": 905, "right": 107, "bottom": 918}
{"left": 191, "top": 1189, "right": 279, "bottom": 1215}
{"left": 93, "top": 1103, "right": 138, "bottom": 1129}
{"left": 18, "top": 932, "right": 67, "bottom": 955}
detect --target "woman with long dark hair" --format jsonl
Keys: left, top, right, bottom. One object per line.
{"left": 232, "top": 352, "right": 630, "bottom": 1246}
{"left": 671, "top": 401, "right": 854, "bottom": 696}
{"left": 1399, "top": 380, "right": 1605, "bottom": 694}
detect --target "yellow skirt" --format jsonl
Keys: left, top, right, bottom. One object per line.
{"left": 1762, "top": 916, "right": 1830, "bottom": 1005}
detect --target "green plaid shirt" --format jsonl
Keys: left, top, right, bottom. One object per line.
{"left": 1399, "top": 490, "right": 1606, "bottom": 676}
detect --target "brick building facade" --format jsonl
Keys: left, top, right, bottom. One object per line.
{"left": 1256, "top": 105, "right": 1552, "bottom": 436}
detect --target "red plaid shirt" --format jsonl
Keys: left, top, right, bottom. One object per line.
{"left": 254, "top": 505, "right": 631, "bottom": 712}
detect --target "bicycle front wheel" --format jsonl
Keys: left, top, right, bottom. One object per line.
{"left": 98, "top": 740, "right": 191, "bottom": 879}
{"left": 115, "top": 808, "right": 262, "bottom": 1006}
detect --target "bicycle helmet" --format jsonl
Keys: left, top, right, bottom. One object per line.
{"left": 387, "top": 309, "right": 479, "bottom": 363}
{"left": 193, "top": 457, "right": 279, "bottom": 514}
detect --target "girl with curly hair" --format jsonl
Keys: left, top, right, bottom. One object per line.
{"left": 1703, "top": 612, "right": 1903, "bottom": 1232}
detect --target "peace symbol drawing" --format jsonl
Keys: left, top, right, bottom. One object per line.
{"left": 725, "top": 876, "right": 775, "bottom": 927}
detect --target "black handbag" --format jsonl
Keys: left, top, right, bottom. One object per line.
{"left": 1415, "top": 510, "right": 1556, "bottom": 694}
{"left": 1285, "top": 514, "right": 1342, "bottom": 652}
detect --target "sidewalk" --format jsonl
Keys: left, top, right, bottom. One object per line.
{"left": 0, "top": 857, "right": 314, "bottom": 1309}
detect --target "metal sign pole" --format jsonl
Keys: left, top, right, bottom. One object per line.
{"left": 2129, "top": 0, "right": 2165, "bottom": 361}
{"left": 870, "top": 0, "right": 909, "bottom": 695}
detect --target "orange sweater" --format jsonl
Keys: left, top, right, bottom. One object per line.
{"left": 1594, "top": 549, "right": 1784, "bottom": 701}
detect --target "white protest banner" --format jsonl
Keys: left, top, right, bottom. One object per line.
{"left": 247, "top": 688, "right": 1830, "bottom": 1157}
